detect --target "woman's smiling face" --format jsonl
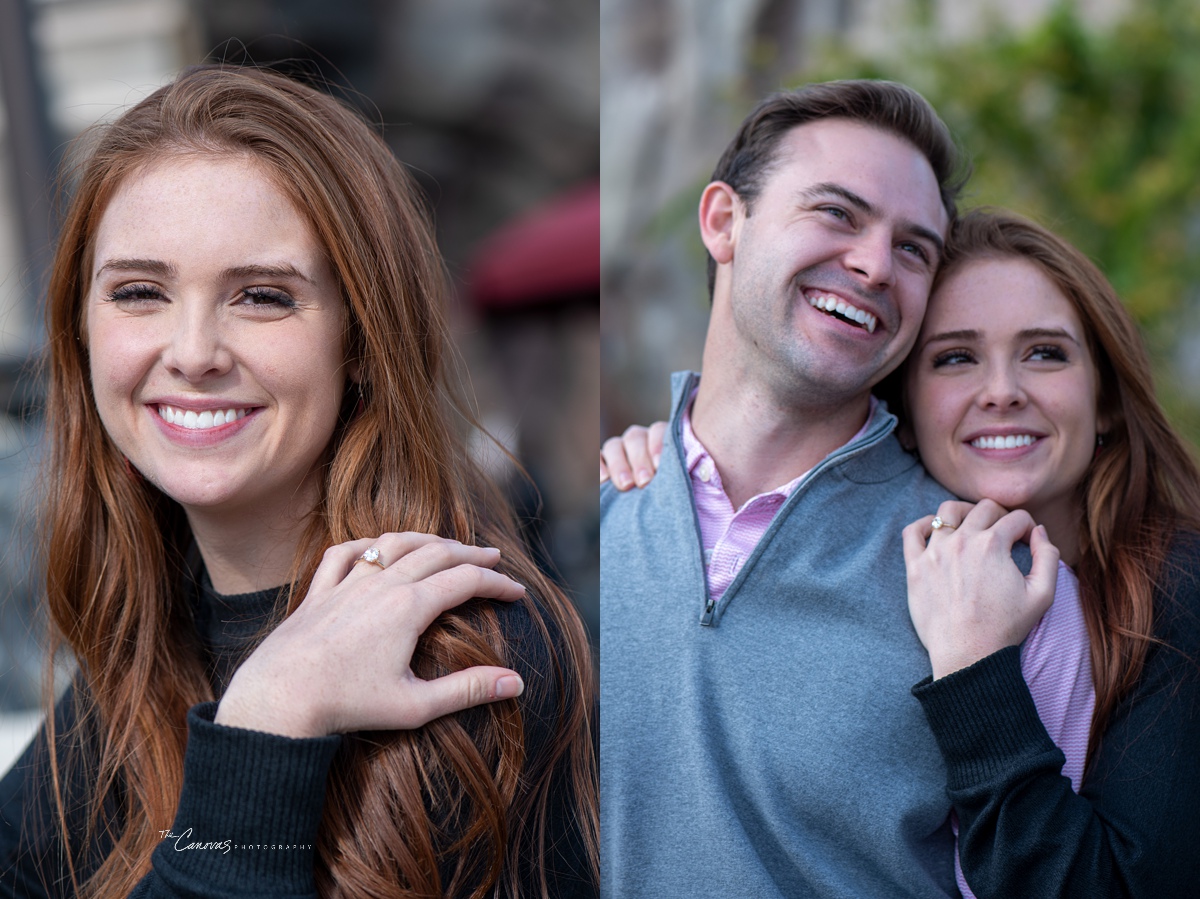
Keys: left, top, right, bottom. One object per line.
{"left": 86, "top": 153, "right": 351, "bottom": 526}
{"left": 904, "top": 255, "right": 1104, "bottom": 534}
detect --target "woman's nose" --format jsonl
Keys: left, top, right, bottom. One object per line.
{"left": 978, "top": 362, "right": 1026, "bottom": 409}
{"left": 161, "top": 305, "right": 233, "bottom": 381}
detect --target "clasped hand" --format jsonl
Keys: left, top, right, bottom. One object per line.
{"left": 215, "top": 533, "right": 527, "bottom": 738}
{"left": 902, "top": 500, "right": 1060, "bottom": 680}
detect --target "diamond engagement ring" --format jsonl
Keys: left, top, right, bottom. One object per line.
{"left": 356, "top": 546, "right": 386, "bottom": 570}
{"left": 930, "top": 515, "right": 956, "bottom": 531}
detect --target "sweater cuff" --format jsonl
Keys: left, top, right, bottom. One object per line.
{"left": 150, "top": 702, "right": 342, "bottom": 897}
{"left": 911, "top": 646, "right": 1060, "bottom": 791}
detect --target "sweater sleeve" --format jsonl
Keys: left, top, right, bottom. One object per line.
{"left": 131, "top": 703, "right": 340, "bottom": 899}
{"left": 912, "top": 544, "right": 1200, "bottom": 899}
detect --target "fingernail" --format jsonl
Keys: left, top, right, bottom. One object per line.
{"left": 616, "top": 472, "right": 633, "bottom": 489}
{"left": 652, "top": 453, "right": 661, "bottom": 468}
{"left": 635, "top": 468, "right": 651, "bottom": 487}
{"left": 495, "top": 675, "right": 524, "bottom": 698}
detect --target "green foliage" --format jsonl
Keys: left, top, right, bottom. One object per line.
{"left": 809, "top": 0, "right": 1200, "bottom": 447}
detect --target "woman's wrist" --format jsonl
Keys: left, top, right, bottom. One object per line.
{"left": 215, "top": 674, "right": 327, "bottom": 738}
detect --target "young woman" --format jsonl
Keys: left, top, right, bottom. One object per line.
{"left": 0, "top": 65, "right": 597, "bottom": 898}
{"left": 602, "top": 208, "right": 1200, "bottom": 897}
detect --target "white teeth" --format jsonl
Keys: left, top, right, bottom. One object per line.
{"left": 157, "top": 405, "right": 248, "bottom": 430}
{"left": 971, "top": 434, "right": 1037, "bottom": 450}
{"left": 807, "top": 292, "right": 877, "bottom": 334}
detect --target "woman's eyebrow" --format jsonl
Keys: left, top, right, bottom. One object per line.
{"left": 921, "top": 328, "right": 979, "bottom": 348}
{"left": 919, "top": 326, "right": 1082, "bottom": 353}
{"left": 95, "top": 257, "right": 176, "bottom": 278}
{"left": 221, "top": 263, "right": 316, "bottom": 284}
{"left": 93, "top": 259, "right": 316, "bottom": 284}
{"left": 1018, "top": 326, "right": 1081, "bottom": 346}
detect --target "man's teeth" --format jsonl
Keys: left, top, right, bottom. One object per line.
{"left": 971, "top": 434, "right": 1037, "bottom": 449}
{"left": 158, "top": 405, "right": 248, "bottom": 430}
{"left": 807, "top": 292, "right": 877, "bottom": 333}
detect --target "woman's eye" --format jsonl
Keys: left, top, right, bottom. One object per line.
{"left": 107, "top": 283, "right": 164, "bottom": 303}
{"left": 1028, "top": 344, "right": 1069, "bottom": 362}
{"left": 240, "top": 287, "right": 297, "bottom": 309}
{"left": 931, "top": 349, "right": 974, "bottom": 368}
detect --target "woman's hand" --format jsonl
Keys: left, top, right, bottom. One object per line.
{"left": 215, "top": 533, "right": 527, "bottom": 738}
{"left": 902, "top": 500, "right": 1061, "bottom": 680}
{"left": 600, "top": 421, "right": 667, "bottom": 489}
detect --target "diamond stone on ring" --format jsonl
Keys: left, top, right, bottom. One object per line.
{"left": 931, "top": 516, "right": 956, "bottom": 531}
{"left": 356, "top": 546, "right": 385, "bottom": 570}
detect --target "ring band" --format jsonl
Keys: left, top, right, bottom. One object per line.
{"left": 355, "top": 546, "right": 385, "bottom": 570}
{"left": 930, "top": 515, "right": 956, "bottom": 531}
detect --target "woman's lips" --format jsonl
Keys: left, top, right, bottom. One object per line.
{"left": 156, "top": 403, "right": 251, "bottom": 431}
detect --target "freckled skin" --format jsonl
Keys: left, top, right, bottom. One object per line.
{"left": 87, "top": 155, "right": 349, "bottom": 528}
{"left": 904, "top": 256, "right": 1102, "bottom": 545}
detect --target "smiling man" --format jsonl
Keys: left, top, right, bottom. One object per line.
{"left": 600, "top": 81, "right": 971, "bottom": 897}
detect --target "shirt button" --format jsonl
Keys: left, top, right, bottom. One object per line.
{"left": 698, "top": 460, "right": 714, "bottom": 481}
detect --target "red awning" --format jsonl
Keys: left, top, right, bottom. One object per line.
{"left": 469, "top": 180, "right": 599, "bottom": 310}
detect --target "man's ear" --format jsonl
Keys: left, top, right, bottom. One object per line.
{"left": 699, "top": 181, "right": 741, "bottom": 265}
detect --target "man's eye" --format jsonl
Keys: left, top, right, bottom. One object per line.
{"left": 820, "top": 206, "right": 848, "bottom": 221}
{"left": 899, "top": 242, "right": 930, "bottom": 263}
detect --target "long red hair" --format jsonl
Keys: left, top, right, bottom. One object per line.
{"left": 40, "top": 64, "right": 596, "bottom": 898}
{"left": 885, "top": 208, "right": 1200, "bottom": 764}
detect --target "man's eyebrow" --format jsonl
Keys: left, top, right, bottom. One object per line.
{"left": 800, "top": 182, "right": 875, "bottom": 214}
{"left": 800, "top": 182, "right": 945, "bottom": 259}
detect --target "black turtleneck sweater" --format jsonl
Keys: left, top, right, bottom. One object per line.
{"left": 0, "top": 565, "right": 594, "bottom": 898}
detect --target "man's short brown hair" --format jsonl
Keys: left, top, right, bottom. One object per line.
{"left": 706, "top": 80, "right": 968, "bottom": 295}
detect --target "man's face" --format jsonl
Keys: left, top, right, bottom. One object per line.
{"left": 711, "top": 119, "right": 949, "bottom": 404}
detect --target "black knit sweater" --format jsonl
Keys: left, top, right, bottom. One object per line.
{"left": 0, "top": 569, "right": 594, "bottom": 898}
{"left": 912, "top": 536, "right": 1200, "bottom": 898}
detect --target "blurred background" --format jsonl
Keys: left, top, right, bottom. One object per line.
{"left": 602, "top": 0, "right": 1200, "bottom": 457}
{"left": 0, "top": 0, "right": 598, "bottom": 764}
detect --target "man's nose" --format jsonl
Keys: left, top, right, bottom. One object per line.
{"left": 842, "top": 230, "right": 894, "bottom": 289}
